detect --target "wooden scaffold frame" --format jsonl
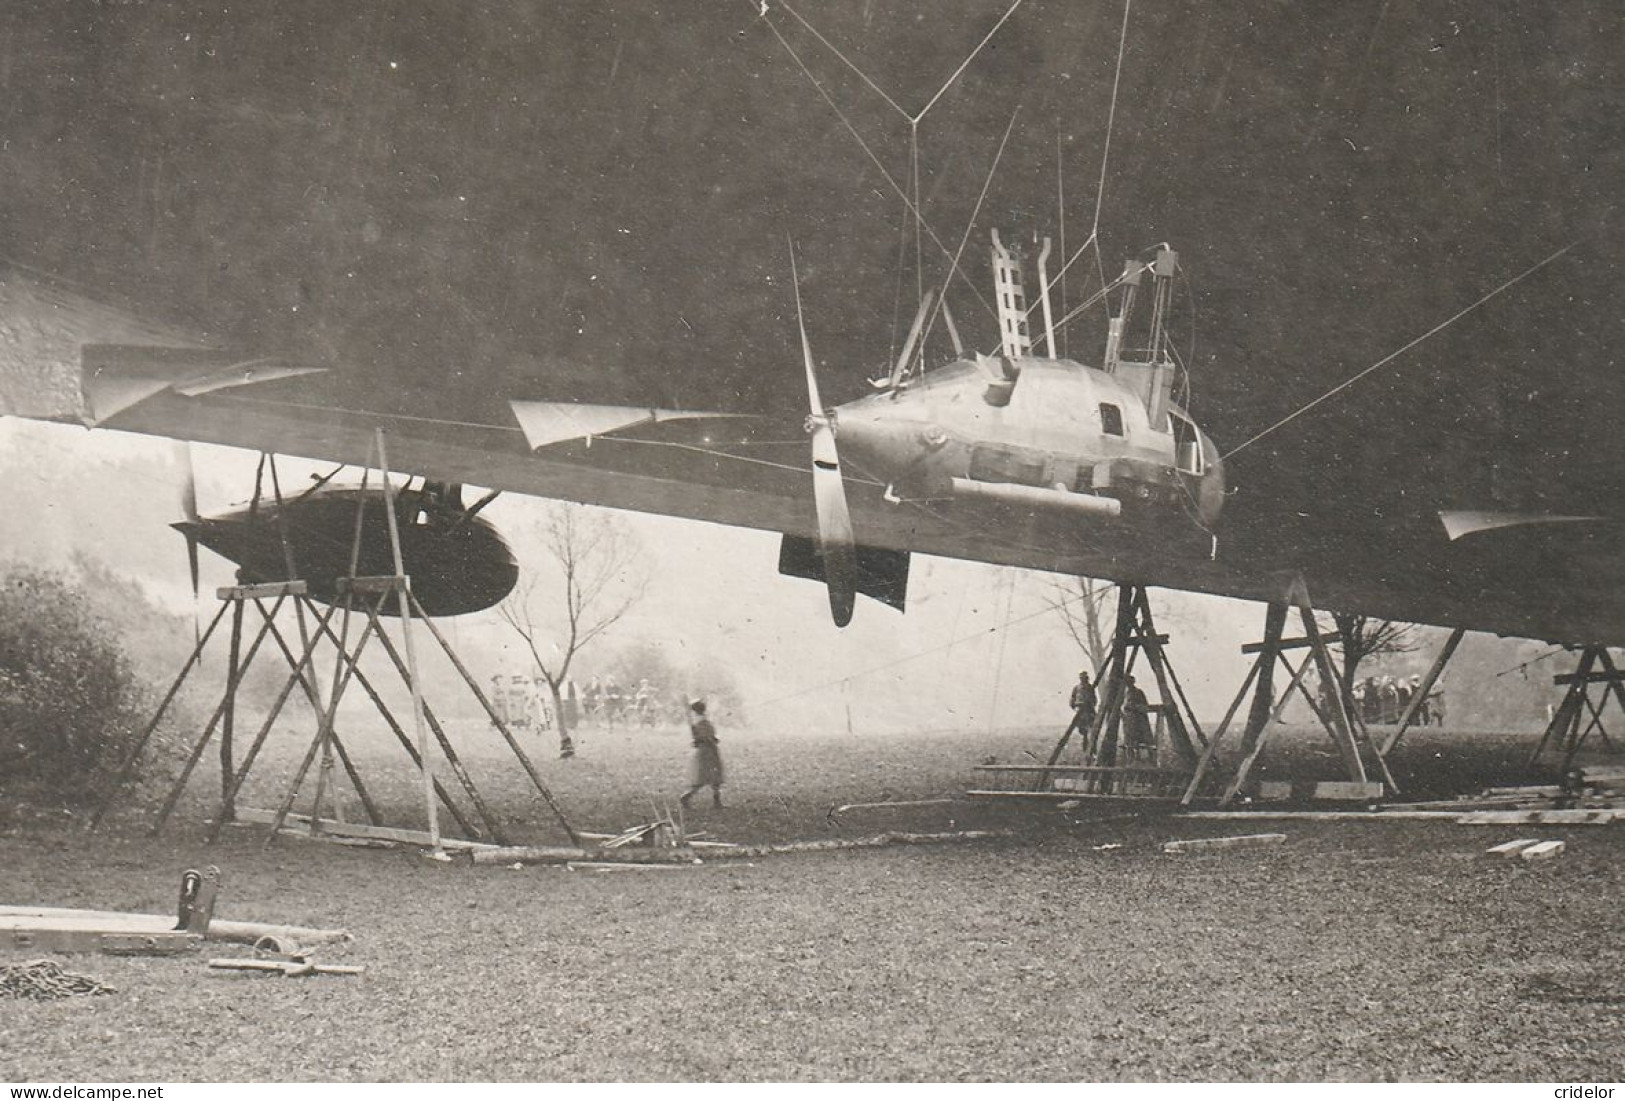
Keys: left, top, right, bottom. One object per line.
{"left": 1181, "top": 577, "right": 1396, "bottom": 806}
{"left": 1527, "top": 644, "right": 1625, "bottom": 773}
{"left": 973, "top": 583, "right": 1205, "bottom": 801}
{"left": 89, "top": 430, "right": 578, "bottom": 850}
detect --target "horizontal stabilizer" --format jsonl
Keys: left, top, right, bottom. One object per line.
{"left": 1439, "top": 510, "right": 1605, "bottom": 542}
{"left": 82, "top": 344, "right": 327, "bottom": 425}
{"left": 777, "top": 533, "right": 910, "bottom": 613}
{"left": 509, "top": 400, "right": 754, "bottom": 450}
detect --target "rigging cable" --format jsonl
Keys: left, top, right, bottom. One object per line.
{"left": 1221, "top": 239, "right": 1579, "bottom": 462}
{"left": 918, "top": 108, "right": 1022, "bottom": 357}
{"left": 1090, "top": 0, "right": 1134, "bottom": 290}
{"left": 753, "top": 569, "right": 1090, "bottom": 712}
{"left": 755, "top": 8, "right": 997, "bottom": 320}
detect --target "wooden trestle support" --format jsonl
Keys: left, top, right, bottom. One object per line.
{"left": 1016, "top": 583, "right": 1206, "bottom": 799}
{"left": 1527, "top": 644, "right": 1625, "bottom": 773}
{"left": 1181, "top": 577, "right": 1400, "bottom": 806}
{"left": 88, "top": 432, "right": 578, "bottom": 849}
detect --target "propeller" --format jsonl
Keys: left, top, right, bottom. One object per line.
{"left": 789, "top": 243, "right": 857, "bottom": 627}
{"left": 173, "top": 440, "right": 202, "bottom": 642}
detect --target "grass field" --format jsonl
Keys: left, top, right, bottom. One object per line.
{"left": 3, "top": 718, "right": 1622, "bottom": 1082}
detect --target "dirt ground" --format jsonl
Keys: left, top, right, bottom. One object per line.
{"left": 2, "top": 719, "right": 1622, "bottom": 1082}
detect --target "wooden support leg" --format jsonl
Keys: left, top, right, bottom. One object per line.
{"left": 206, "top": 600, "right": 342, "bottom": 842}
{"left": 1293, "top": 599, "right": 1367, "bottom": 785}
{"left": 375, "top": 429, "right": 441, "bottom": 851}
{"left": 410, "top": 591, "right": 580, "bottom": 845}
{"left": 287, "top": 597, "right": 482, "bottom": 840}
{"left": 262, "top": 598, "right": 382, "bottom": 847}
{"left": 88, "top": 600, "right": 232, "bottom": 831}
{"left": 251, "top": 604, "right": 380, "bottom": 827}
{"left": 150, "top": 597, "right": 287, "bottom": 835}
{"left": 1091, "top": 586, "right": 1138, "bottom": 786}
{"left": 1160, "top": 656, "right": 1208, "bottom": 750}
{"left": 361, "top": 608, "right": 510, "bottom": 845}
{"left": 1181, "top": 655, "right": 1263, "bottom": 806}
{"left": 218, "top": 598, "right": 245, "bottom": 825}
{"left": 1239, "top": 602, "right": 1287, "bottom": 757}
{"left": 1035, "top": 708, "right": 1089, "bottom": 793}
{"left": 1590, "top": 648, "right": 1625, "bottom": 754}
{"left": 1135, "top": 590, "right": 1198, "bottom": 764}
{"left": 1561, "top": 666, "right": 1615, "bottom": 769}
{"left": 1381, "top": 626, "right": 1465, "bottom": 759}
{"left": 1220, "top": 652, "right": 1316, "bottom": 805}
{"left": 1529, "top": 648, "right": 1596, "bottom": 766}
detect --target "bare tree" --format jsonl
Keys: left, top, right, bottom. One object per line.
{"left": 498, "top": 504, "right": 648, "bottom": 758}
{"left": 1319, "top": 612, "right": 1419, "bottom": 704}
{"left": 1041, "top": 576, "right": 1114, "bottom": 677}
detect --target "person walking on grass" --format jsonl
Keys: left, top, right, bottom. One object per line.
{"left": 680, "top": 698, "right": 724, "bottom": 809}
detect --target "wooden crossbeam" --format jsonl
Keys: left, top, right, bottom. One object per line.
{"left": 1553, "top": 670, "right": 1625, "bottom": 686}
{"left": 216, "top": 580, "right": 309, "bottom": 601}
{"left": 335, "top": 575, "right": 408, "bottom": 595}
{"left": 1240, "top": 632, "right": 1343, "bottom": 655}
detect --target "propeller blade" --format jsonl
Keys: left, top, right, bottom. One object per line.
{"left": 790, "top": 242, "right": 857, "bottom": 627}
{"left": 173, "top": 441, "right": 202, "bottom": 642}
{"left": 810, "top": 419, "right": 856, "bottom": 627}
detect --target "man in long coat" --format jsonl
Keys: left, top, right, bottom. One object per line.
{"left": 680, "top": 699, "right": 725, "bottom": 809}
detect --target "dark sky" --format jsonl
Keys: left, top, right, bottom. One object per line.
{"left": 1, "top": 1, "right": 1619, "bottom": 517}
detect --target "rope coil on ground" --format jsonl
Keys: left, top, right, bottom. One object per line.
{"left": 0, "top": 959, "right": 117, "bottom": 1001}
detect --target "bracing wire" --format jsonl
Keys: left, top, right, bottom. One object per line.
{"left": 759, "top": 0, "right": 1026, "bottom": 332}
{"left": 1056, "top": 127, "right": 1069, "bottom": 358}
{"left": 757, "top": 10, "right": 997, "bottom": 320}
{"left": 1221, "top": 239, "right": 1579, "bottom": 461}
{"left": 919, "top": 107, "right": 1021, "bottom": 357}
{"left": 776, "top": 0, "right": 1026, "bottom": 127}
{"left": 914, "top": 0, "right": 1028, "bottom": 124}
{"left": 753, "top": 567, "right": 1091, "bottom": 712}
{"left": 1090, "top": 0, "right": 1135, "bottom": 288}
{"left": 777, "top": 1, "right": 911, "bottom": 121}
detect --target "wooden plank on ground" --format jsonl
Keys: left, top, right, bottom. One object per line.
{"left": 0, "top": 906, "right": 349, "bottom": 945}
{"left": 565, "top": 862, "right": 695, "bottom": 873}
{"left": 235, "top": 807, "right": 497, "bottom": 851}
{"left": 1181, "top": 810, "right": 1460, "bottom": 821}
{"left": 1485, "top": 838, "right": 1541, "bottom": 857}
{"left": 1457, "top": 809, "right": 1622, "bottom": 826}
{"left": 1313, "top": 781, "right": 1386, "bottom": 801}
{"left": 1163, "top": 833, "right": 1286, "bottom": 853}
{"left": 966, "top": 789, "right": 1087, "bottom": 801}
{"left": 1520, "top": 840, "right": 1566, "bottom": 861}
{"left": 1257, "top": 781, "right": 1294, "bottom": 802}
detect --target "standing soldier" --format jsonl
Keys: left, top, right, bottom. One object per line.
{"left": 1066, "top": 670, "right": 1097, "bottom": 745}
{"left": 584, "top": 676, "right": 603, "bottom": 725}
{"left": 679, "top": 699, "right": 725, "bottom": 810}
{"left": 1121, "top": 674, "right": 1156, "bottom": 762}
{"left": 491, "top": 674, "right": 511, "bottom": 728}
{"left": 510, "top": 674, "right": 534, "bottom": 729}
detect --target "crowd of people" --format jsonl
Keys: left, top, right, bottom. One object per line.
{"left": 1344, "top": 673, "right": 1446, "bottom": 727}
{"left": 487, "top": 672, "right": 678, "bottom": 732}
{"left": 1061, "top": 664, "right": 1448, "bottom": 767}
